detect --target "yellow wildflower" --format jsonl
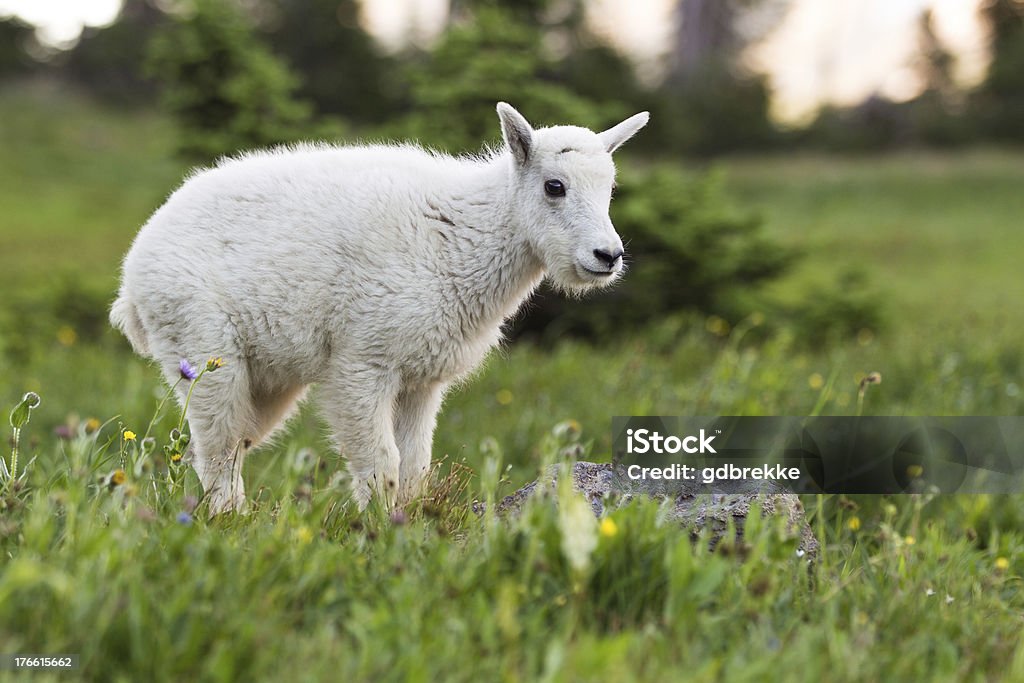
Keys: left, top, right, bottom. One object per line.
{"left": 110, "top": 469, "right": 126, "bottom": 486}
{"left": 56, "top": 325, "right": 78, "bottom": 347}
{"left": 808, "top": 373, "right": 825, "bottom": 390}
{"left": 85, "top": 418, "right": 101, "bottom": 434}
{"left": 599, "top": 517, "right": 618, "bottom": 538}
{"left": 847, "top": 516, "right": 861, "bottom": 531}
{"left": 706, "top": 315, "right": 730, "bottom": 337}
{"left": 123, "top": 430, "right": 137, "bottom": 441}
{"left": 995, "top": 557, "right": 1010, "bottom": 571}
{"left": 495, "top": 389, "right": 513, "bottom": 405}
{"left": 206, "top": 357, "right": 225, "bottom": 372}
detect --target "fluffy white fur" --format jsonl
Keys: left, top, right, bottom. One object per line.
{"left": 110, "top": 103, "right": 649, "bottom": 514}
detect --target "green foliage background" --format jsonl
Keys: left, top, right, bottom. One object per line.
{"left": 1, "top": 0, "right": 1024, "bottom": 680}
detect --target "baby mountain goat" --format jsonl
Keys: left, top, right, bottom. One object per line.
{"left": 110, "top": 103, "right": 649, "bottom": 514}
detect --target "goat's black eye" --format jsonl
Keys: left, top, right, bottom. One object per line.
{"left": 544, "top": 179, "right": 566, "bottom": 197}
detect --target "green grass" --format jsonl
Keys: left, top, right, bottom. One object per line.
{"left": 1, "top": 86, "right": 1023, "bottom": 681}
{"left": 718, "top": 150, "right": 1024, "bottom": 335}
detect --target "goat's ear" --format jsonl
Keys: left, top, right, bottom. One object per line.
{"left": 497, "top": 102, "right": 533, "bottom": 166}
{"left": 599, "top": 112, "right": 650, "bottom": 154}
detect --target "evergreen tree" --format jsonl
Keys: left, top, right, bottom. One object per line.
{"left": 0, "top": 15, "right": 36, "bottom": 79}
{"left": 655, "top": 0, "right": 788, "bottom": 155}
{"left": 61, "top": 0, "right": 167, "bottom": 103}
{"left": 255, "top": 0, "right": 400, "bottom": 123}
{"left": 977, "top": 0, "right": 1024, "bottom": 140}
{"left": 398, "top": 6, "right": 605, "bottom": 153}
{"left": 147, "top": 0, "right": 314, "bottom": 161}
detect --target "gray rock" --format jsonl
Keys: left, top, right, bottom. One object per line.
{"left": 478, "top": 461, "right": 818, "bottom": 557}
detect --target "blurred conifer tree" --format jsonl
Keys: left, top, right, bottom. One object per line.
{"left": 146, "top": 0, "right": 315, "bottom": 161}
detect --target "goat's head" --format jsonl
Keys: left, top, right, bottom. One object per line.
{"left": 497, "top": 102, "right": 649, "bottom": 293}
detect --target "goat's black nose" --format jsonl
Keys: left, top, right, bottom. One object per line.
{"left": 593, "top": 248, "right": 623, "bottom": 267}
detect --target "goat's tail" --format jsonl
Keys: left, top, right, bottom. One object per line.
{"left": 109, "top": 290, "right": 151, "bottom": 356}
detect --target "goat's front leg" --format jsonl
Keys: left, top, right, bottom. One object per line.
{"left": 394, "top": 381, "right": 446, "bottom": 505}
{"left": 320, "top": 361, "right": 402, "bottom": 509}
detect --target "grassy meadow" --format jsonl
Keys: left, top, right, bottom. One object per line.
{"left": 2, "top": 84, "right": 1024, "bottom": 681}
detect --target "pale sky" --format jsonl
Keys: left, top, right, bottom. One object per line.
{"left": 0, "top": 0, "right": 989, "bottom": 123}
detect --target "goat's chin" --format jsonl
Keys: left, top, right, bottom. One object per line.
{"left": 546, "top": 263, "right": 621, "bottom": 297}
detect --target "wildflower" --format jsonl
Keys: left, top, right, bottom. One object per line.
{"left": 10, "top": 391, "right": 41, "bottom": 430}
{"left": 904, "top": 536, "right": 916, "bottom": 546}
{"left": 599, "top": 517, "right": 618, "bottom": 538}
{"left": 53, "top": 424, "right": 73, "bottom": 440}
{"left": 123, "top": 430, "right": 137, "bottom": 441}
{"left": 559, "top": 493, "right": 598, "bottom": 572}
{"left": 858, "top": 372, "right": 882, "bottom": 390}
{"left": 945, "top": 595, "right": 955, "bottom": 605}
{"left": 56, "top": 325, "right": 78, "bottom": 347}
{"left": 856, "top": 371, "right": 883, "bottom": 415}
{"left": 553, "top": 420, "right": 582, "bottom": 440}
{"left": 808, "top": 373, "right": 825, "bottom": 390}
{"left": 495, "top": 389, "right": 513, "bottom": 405}
{"left": 179, "top": 359, "right": 199, "bottom": 381}
{"left": 925, "top": 588, "right": 935, "bottom": 597}
{"left": 136, "top": 506, "right": 157, "bottom": 522}
{"left": 110, "top": 469, "right": 126, "bottom": 487}
{"left": 390, "top": 510, "right": 407, "bottom": 526}
{"left": 206, "top": 357, "right": 224, "bottom": 372}
{"left": 294, "top": 526, "right": 314, "bottom": 544}
{"left": 176, "top": 511, "right": 193, "bottom": 525}
{"left": 170, "top": 452, "right": 183, "bottom": 463}
{"left": 995, "top": 557, "right": 1010, "bottom": 571}
{"left": 706, "top": 315, "right": 730, "bottom": 337}
{"left": 84, "top": 418, "right": 101, "bottom": 434}
{"left": 847, "top": 516, "right": 861, "bottom": 531}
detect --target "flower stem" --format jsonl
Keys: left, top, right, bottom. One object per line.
{"left": 143, "top": 378, "right": 184, "bottom": 444}
{"left": 177, "top": 368, "right": 209, "bottom": 433}
{"left": 9, "top": 426, "right": 19, "bottom": 483}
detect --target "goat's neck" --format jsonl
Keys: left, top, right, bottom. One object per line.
{"left": 436, "top": 158, "right": 545, "bottom": 334}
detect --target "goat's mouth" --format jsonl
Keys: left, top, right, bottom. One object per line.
{"left": 574, "top": 263, "right": 620, "bottom": 282}
{"left": 581, "top": 265, "right": 614, "bottom": 276}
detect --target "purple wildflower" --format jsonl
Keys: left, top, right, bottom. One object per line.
{"left": 53, "top": 424, "right": 73, "bottom": 440}
{"left": 179, "top": 359, "right": 199, "bottom": 381}
{"left": 176, "top": 511, "right": 193, "bottom": 525}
